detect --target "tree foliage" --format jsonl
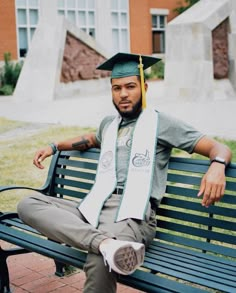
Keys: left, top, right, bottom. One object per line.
{"left": 174, "top": 0, "right": 200, "bottom": 15}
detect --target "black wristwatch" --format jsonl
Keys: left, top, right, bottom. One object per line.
{"left": 211, "top": 156, "right": 226, "bottom": 166}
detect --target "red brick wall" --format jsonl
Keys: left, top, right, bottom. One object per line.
{"left": 129, "top": 0, "right": 150, "bottom": 54}
{"left": 0, "top": 0, "right": 17, "bottom": 61}
{"left": 212, "top": 18, "right": 229, "bottom": 79}
{"left": 61, "top": 33, "right": 109, "bottom": 82}
{"left": 129, "top": 0, "right": 179, "bottom": 54}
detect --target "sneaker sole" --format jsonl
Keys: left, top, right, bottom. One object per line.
{"left": 113, "top": 243, "right": 145, "bottom": 275}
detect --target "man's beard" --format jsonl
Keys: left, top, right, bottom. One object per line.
{"left": 113, "top": 98, "right": 142, "bottom": 119}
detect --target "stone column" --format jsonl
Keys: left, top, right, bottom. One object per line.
{"left": 14, "top": 0, "right": 65, "bottom": 101}
{"left": 229, "top": 0, "right": 236, "bottom": 91}
{"left": 163, "top": 0, "right": 236, "bottom": 101}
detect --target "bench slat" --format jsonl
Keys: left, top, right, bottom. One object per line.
{"left": 167, "top": 173, "right": 236, "bottom": 193}
{"left": 2, "top": 219, "right": 41, "bottom": 235}
{"left": 55, "top": 167, "right": 96, "bottom": 181}
{"left": 167, "top": 173, "right": 202, "bottom": 185}
{"left": 150, "top": 241, "right": 236, "bottom": 268}
{"left": 61, "top": 149, "right": 100, "bottom": 160}
{"left": 58, "top": 158, "right": 98, "bottom": 171}
{"left": 157, "top": 220, "right": 236, "bottom": 245}
{"left": 0, "top": 224, "right": 87, "bottom": 267}
{"left": 54, "top": 177, "right": 93, "bottom": 191}
{"left": 168, "top": 157, "right": 236, "bottom": 177}
{"left": 120, "top": 269, "right": 207, "bottom": 293}
{"left": 145, "top": 250, "right": 236, "bottom": 281}
{"left": 157, "top": 207, "right": 236, "bottom": 231}
{"left": 156, "top": 231, "right": 236, "bottom": 258}
{"left": 143, "top": 259, "right": 236, "bottom": 292}
{"left": 148, "top": 248, "right": 236, "bottom": 278}
{"left": 54, "top": 186, "right": 86, "bottom": 199}
{"left": 162, "top": 195, "right": 236, "bottom": 217}
{"left": 168, "top": 162, "right": 209, "bottom": 174}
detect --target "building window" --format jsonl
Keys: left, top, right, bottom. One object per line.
{"left": 150, "top": 8, "right": 169, "bottom": 54}
{"left": 111, "top": 0, "right": 129, "bottom": 53}
{"left": 57, "top": 0, "right": 96, "bottom": 38}
{"left": 16, "top": 0, "right": 39, "bottom": 58}
{"left": 152, "top": 14, "right": 166, "bottom": 54}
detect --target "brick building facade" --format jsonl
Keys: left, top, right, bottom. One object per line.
{"left": 0, "top": 0, "right": 179, "bottom": 62}
{"left": 0, "top": 0, "right": 18, "bottom": 60}
{"left": 129, "top": 0, "right": 178, "bottom": 54}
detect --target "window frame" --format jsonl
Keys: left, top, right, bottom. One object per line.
{"left": 57, "top": 0, "right": 96, "bottom": 38}
{"left": 111, "top": 0, "right": 129, "bottom": 53}
{"left": 16, "top": 0, "right": 40, "bottom": 59}
{"left": 150, "top": 8, "right": 169, "bottom": 54}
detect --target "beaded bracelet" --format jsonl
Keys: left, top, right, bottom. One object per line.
{"left": 49, "top": 143, "right": 58, "bottom": 154}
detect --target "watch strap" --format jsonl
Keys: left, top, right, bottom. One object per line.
{"left": 210, "top": 157, "right": 226, "bottom": 166}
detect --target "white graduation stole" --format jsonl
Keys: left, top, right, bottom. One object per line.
{"left": 79, "top": 108, "right": 158, "bottom": 227}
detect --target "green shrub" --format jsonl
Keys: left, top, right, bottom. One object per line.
{"left": 145, "top": 60, "right": 165, "bottom": 80}
{"left": 0, "top": 84, "right": 14, "bottom": 95}
{"left": 0, "top": 52, "right": 23, "bottom": 95}
{"left": 174, "top": 0, "right": 200, "bottom": 15}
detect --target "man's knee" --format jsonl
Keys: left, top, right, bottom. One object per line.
{"left": 17, "top": 194, "right": 45, "bottom": 223}
{"left": 17, "top": 196, "right": 32, "bottom": 219}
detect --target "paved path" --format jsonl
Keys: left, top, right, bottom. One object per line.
{"left": 0, "top": 80, "right": 236, "bottom": 140}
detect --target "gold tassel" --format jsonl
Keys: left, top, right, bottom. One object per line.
{"left": 138, "top": 55, "right": 146, "bottom": 109}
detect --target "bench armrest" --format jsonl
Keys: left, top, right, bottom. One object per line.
{"left": 0, "top": 211, "right": 18, "bottom": 220}
{"left": 0, "top": 185, "right": 46, "bottom": 193}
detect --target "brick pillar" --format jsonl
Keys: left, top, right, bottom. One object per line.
{"left": 212, "top": 18, "right": 229, "bottom": 79}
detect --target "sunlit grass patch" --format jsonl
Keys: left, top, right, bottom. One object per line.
{"left": 0, "top": 118, "right": 95, "bottom": 211}
{"left": 0, "top": 117, "right": 27, "bottom": 134}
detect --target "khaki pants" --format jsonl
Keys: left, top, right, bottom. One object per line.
{"left": 17, "top": 192, "right": 156, "bottom": 293}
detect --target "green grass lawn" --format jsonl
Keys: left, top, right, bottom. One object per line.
{"left": 0, "top": 117, "right": 95, "bottom": 211}
{"left": 0, "top": 117, "right": 27, "bottom": 134}
{"left": 1, "top": 117, "right": 236, "bottom": 211}
{"left": 173, "top": 137, "right": 236, "bottom": 160}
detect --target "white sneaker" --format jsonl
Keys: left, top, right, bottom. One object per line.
{"left": 99, "top": 239, "right": 145, "bottom": 275}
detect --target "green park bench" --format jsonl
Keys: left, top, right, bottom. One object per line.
{"left": 0, "top": 148, "right": 236, "bottom": 293}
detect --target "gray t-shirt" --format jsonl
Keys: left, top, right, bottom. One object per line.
{"left": 96, "top": 110, "right": 204, "bottom": 205}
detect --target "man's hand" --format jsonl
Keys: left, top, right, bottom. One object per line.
{"left": 198, "top": 162, "right": 226, "bottom": 207}
{"left": 33, "top": 146, "right": 53, "bottom": 169}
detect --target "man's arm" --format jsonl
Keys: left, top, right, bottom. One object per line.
{"left": 34, "top": 133, "right": 99, "bottom": 169}
{"left": 57, "top": 133, "right": 99, "bottom": 151}
{"left": 193, "top": 136, "right": 232, "bottom": 207}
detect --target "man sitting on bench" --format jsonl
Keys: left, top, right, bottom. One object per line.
{"left": 17, "top": 53, "right": 232, "bottom": 293}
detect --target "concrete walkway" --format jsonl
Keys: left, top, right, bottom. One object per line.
{"left": 0, "top": 80, "right": 236, "bottom": 140}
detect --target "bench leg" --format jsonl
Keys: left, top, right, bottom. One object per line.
{"left": 54, "top": 260, "right": 66, "bottom": 277}
{"left": 0, "top": 247, "right": 11, "bottom": 293}
{"left": 47, "top": 238, "right": 66, "bottom": 277}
